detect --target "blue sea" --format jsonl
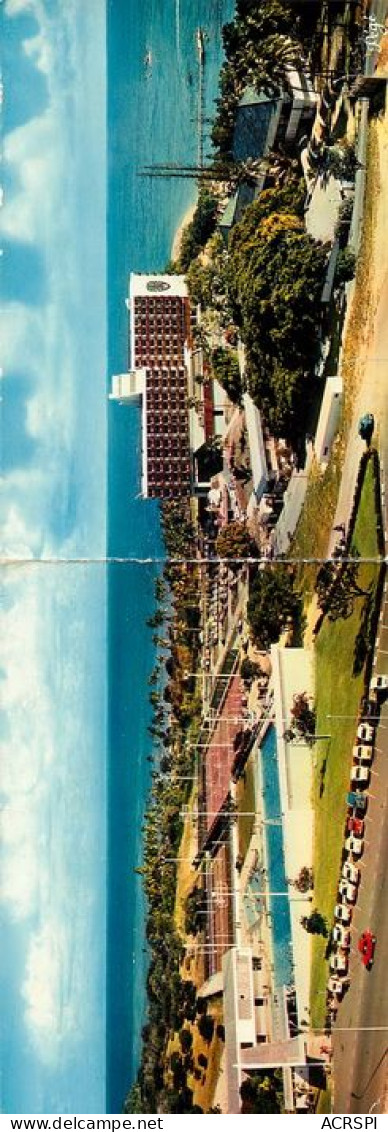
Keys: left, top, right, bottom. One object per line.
{"left": 2, "top": 0, "right": 234, "bottom": 1115}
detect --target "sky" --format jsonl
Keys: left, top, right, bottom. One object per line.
{"left": 1, "top": 0, "right": 108, "bottom": 1113}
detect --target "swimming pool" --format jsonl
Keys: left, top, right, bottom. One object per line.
{"left": 259, "top": 725, "right": 293, "bottom": 989}
{"left": 243, "top": 866, "right": 265, "bottom": 929}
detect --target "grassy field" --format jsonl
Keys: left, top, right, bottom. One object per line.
{"left": 310, "top": 458, "right": 383, "bottom": 1028}
{"left": 291, "top": 448, "right": 345, "bottom": 603}
{"left": 237, "top": 752, "right": 256, "bottom": 865}
{"left": 166, "top": 997, "right": 225, "bottom": 1113}
{"left": 316, "top": 1086, "right": 332, "bottom": 1114}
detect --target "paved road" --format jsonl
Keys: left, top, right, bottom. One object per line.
{"left": 333, "top": 696, "right": 388, "bottom": 1113}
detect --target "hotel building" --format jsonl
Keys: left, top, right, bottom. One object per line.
{"left": 110, "top": 273, "right": 193, "bottom": 498}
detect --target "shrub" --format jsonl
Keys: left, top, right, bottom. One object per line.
{"left": 335, "top": 247, "right": 356, "bottom": 285}
{"left": 240, "top": 657, "right": 260, "bottom": 686}
{"left": 294, "top": 866, "right": 314, "bottom": 893}
{"left": 179, "top": 1028, "right": 193, "bottom": 1054}
{"left": 198, "top": 1014, "right": 215, "bottom": 1043}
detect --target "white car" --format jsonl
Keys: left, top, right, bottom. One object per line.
{"left": 351, "top": 764, "right": 370, "bottom": 787}
{"left": 371, "top": 674, "right": 388, "bottom": 692}
{"left": 357, "top": 723, "right": 375, "bottom": 744}
{"left": 352, "top": 744, "right": 373, "bottom": 765}
{"left": 342, "top": 862, "right": 360, "bottom": 886}
{"left": 330, "top": 952, "right": 349, "bottom": 975}
{"left": 345, "top": 835, "right": 364, "bottom": 858}
{"left": 338, "top": 879, "right": 357, "bottom": 903}
{"left": 334, "top": 903, "right": 351, "bottom": 924}
{"left": 328, "top": 976, "right": 346, "bottom": 997}
{"left": 332, "top": 924, "right": 351, "bottom": 949}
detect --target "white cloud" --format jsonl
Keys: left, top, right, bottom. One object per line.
{"left": 1, "top": 506, "right": 37, "bottom": 559}
{"left": 23, "top": 30, "right": 53, "bottom": 76}
{"left": 22, "top": 919, "right": 80, "bottom": 1063}
{"left": 5, "top": 0, "right": 35, "bottom": 14}
{"left": 0, "top": 564, "right": 106, "bottom": 1063}
{"left": 3, "top": 112, "right": 67, "bottom": 245}
{"left": 0, "top": 808, "right": 43, "bottom": 919}
{"left": 0, "top": 583, "right": 55, "bottom": 918}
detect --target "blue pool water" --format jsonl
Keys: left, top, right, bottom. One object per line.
{"left": 260, "top": 726, "right": 293, "bottom": 989}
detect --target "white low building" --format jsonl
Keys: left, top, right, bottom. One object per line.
{"left": 243, "top": 392, "right": 268, "bottom": 501}
{"left": 314, "top": 374, "right": 343, "bottom": 467}
{"left": 222, "top": 945, "right": 306, "bottom": 1114}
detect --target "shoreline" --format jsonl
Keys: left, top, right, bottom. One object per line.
{"left": 171, "top": 200, "right": 197, "bottom": 261}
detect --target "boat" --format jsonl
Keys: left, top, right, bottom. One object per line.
{"left": 144, "top": 49, "right": 152, "bottom": 70}
{"left": 196, "top": 27, "right": 204, "bottom": 65}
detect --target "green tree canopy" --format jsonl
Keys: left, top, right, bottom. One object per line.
{"left": 247, "top": 566, "right": 301, "bottom": 648}
{"left": 212, "top": 1, "right": 301, "bottom": 160}
{"left": 225, "top": 189, "right": 327, "bottom": 437}
{"left": 240, "top": 1070, "right": 283, "bottom": 1114}
{"left": 211, "top": 346, "right": 242, "bottom": 404}
{"left": 216, "top": 520, "right": 256, "bottom": 561}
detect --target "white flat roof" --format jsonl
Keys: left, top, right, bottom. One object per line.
{"left": 129, "top": 273, "right": 188, "bottom": 298}
{"left": 243, "top": 392, "right": 268, "bottom": 497}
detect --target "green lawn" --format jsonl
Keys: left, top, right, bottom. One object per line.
{"left": 310, "top": 459, "right": 383, "bottom": 1027}
{"left": 316, "top": 1086, "right": 332, "bottom": 1114}
{"left": 237, "top": 753, "right": 256, "bottom": 865}
{"left": 291, "top": 449, "right": 344, "bottom": 603}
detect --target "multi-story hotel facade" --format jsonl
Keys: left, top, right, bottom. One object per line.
{"left": 110, "top": 273, "right": 193, "bottom": 499}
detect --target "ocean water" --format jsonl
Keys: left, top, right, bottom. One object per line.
{"left": 106, "top": 0, "right": 234, "bottom": 1113}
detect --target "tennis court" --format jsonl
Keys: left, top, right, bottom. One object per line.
{"left": 202, "top": 672, "right": 245, "bottom": 841}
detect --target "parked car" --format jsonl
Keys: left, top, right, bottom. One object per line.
{"left": 330, "top": 952, "right": 349, "bottom": 975}
{"left": 347, "top": 791, "right": 368, "bottom": 815}
{"left": 334, "top": 903, "right": 352, "bottom": 924}
{"left": 345, "top": 835, "right": 364, "bottom": 858}
{"left": 370, "top": 675, "right": 388, "bottom": 693}
{"left": 342, "top": 861, "right": 360, "bottom": 886}
{"left": 352, "top": 743, "right": 373, "bottom": 765}
{"left": 338, "top": 879, "right": 357, "bottom": 903}
{"left": 328, "top": 976, "right": 346, "bottom": 997}
{"left": 358, "top": 412, "right": 374, "bottom": 442}
{"left": 351, "top": 764, "right": 370, "bottom": 787}
{"left": 346, "top": 815, "right": 364, "bottom": 837}
{"left": 358, "top": 930, "right": 377, "bottom": 969}
{"left": 357, "top": 722, "right": 375, "bottom": 744}
{"left": 332, "top": 924, "right": 351, "bottom": 949}
{"left": 363, "top": 699, "right": 380, "bottom": 719}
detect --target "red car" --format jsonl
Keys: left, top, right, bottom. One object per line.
{"left": 347, "top": 816, "right": 364, "bottom": 836}
{"left": 358, "top": 930, "right": 377, "bottom": 969}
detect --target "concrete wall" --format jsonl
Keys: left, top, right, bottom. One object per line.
{"left": 314, "top": 375, "right": 343, "bottom": 467}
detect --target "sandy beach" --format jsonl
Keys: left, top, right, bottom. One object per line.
{"left": 171, "top": 200, "right": 197, "bottom": 261}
